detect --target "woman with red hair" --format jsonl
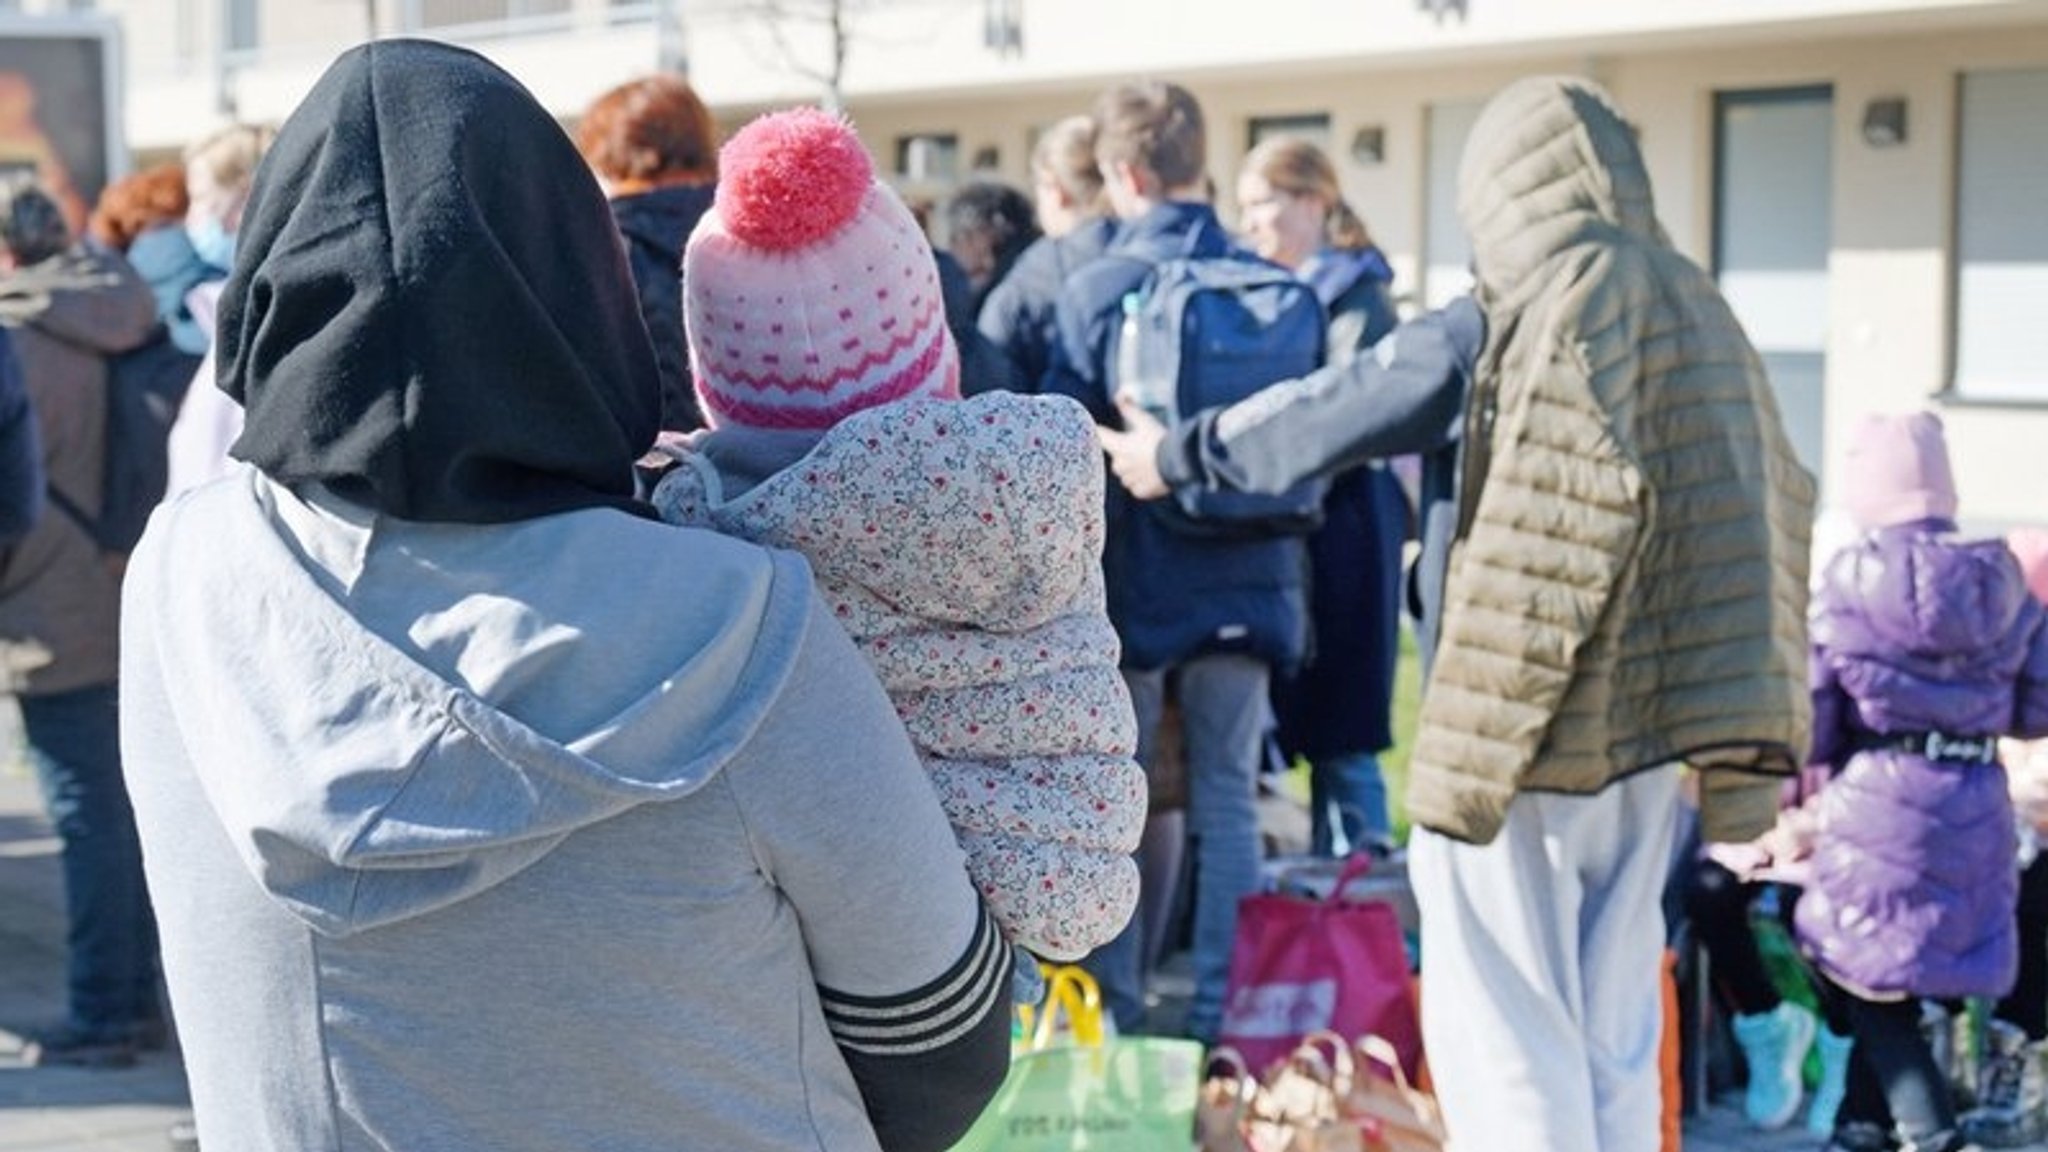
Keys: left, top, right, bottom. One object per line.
{"left": 575, "top": 74, "right": 718, "bottom": 434}
{"left": 86, "top": 162, "right": 217, "bottom": 355}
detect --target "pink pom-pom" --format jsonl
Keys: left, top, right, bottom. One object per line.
{"left": 715, "top": 107, "right": 874, "bottom": 251}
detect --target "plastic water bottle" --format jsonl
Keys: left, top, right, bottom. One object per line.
{"left": 1115, "top": 292, "right": 1172, "bottom": 421}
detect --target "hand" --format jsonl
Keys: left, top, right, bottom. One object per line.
{"left": 1757, "top": 808, "right": 1817, "bottom": 865}
{"left": 1095, "top": 395, "right": 1168, "bottom": 500}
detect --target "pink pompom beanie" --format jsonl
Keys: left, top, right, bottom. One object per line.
{"left": 2010, "top": 528, "right": 2048, "bottom": 604}
{"left": 683, "top": 108, "right": 959, "bottom": 431}
{"left": 1841, "top": 411, "right": 1959, "bottom": 531}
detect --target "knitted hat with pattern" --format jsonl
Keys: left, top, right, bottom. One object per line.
{"left": 683, "top": 108, "right": 959, "bottom": 430}
{"left": 1841, "top": 411, "right": 1959, "bottom": 531}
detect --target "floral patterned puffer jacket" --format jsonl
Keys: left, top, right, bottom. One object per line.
{"left": 654, "top": 391, "right": 1144, "bottom": 960}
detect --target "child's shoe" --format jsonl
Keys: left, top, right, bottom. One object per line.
{"left": 1808, "top": 1027, "right": 1856, "bottom": 1137}
{"left": 1732, "top": 1000, "right": 1818, "bottom": 1129}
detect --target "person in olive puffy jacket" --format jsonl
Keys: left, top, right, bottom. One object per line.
{"left": 1795, "top": 413, "right": 2048, "bottom": 1152}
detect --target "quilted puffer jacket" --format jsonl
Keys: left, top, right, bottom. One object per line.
{"left": 1403, "top": 76, "right": 1817, "bottom": 845}
{"left": 653, "top": 391, "right": 1144, "bottom": 960}
{"left": 1794, "top": 525, "right": 2048, "bottom": 999}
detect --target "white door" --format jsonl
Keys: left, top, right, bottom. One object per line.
{"left": 1714, "top": 87, "right": 1833, "bottom": 477}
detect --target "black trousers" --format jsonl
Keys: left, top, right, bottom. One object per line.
{"left": 1998, "top": 851, "right": 2048, "bottom": 1041}
{"left": 1684, "top": 857, "right": 1793, "bottom": 1018}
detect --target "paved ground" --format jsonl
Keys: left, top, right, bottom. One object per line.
{"left": 0, "top": 742, "right": 190, "bottom": 1152}
{"left": 0, "top": 697, "right": 1971, "bottom": 1151}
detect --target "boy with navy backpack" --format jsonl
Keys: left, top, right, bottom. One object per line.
{"left": 1043, "top": 79, "right": 1318, "bottom": 1043}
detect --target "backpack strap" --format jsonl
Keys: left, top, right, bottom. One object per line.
{"left": 42, "top": 482, "right": 103, "bottom": 548}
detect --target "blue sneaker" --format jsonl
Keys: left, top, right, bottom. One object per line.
{"left": 1733, "top": 1001, "right": 1818, "bottom": 1129}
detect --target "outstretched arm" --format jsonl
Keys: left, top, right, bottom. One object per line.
{"left": 1098, "top": 296, "right": 1482, "bottom": 499}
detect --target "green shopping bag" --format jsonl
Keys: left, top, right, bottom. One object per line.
{"left": 950, "top": 965, "right": 1204, "bottom": 1151}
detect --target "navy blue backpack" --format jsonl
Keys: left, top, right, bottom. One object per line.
{"left": 1113, "top": 250, "right": 1329, "bottom": 537}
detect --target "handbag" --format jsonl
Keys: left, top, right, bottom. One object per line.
{"left": 950, "top": 965, "right": 1205, "bottom": 1152}
{"left": 1218, "top": 852, "right": 1423, "bottom": 1078}
{"left": 1344, "top": 1034, "right": 1446, "bottom": 1152}
{"left": 1202, "top": 1033, "right": 1364, "bottom": 1152}
{"left": 1200, "top": 1032, "right": 1441, "bottom": 1152}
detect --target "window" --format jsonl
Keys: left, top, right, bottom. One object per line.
{"left": 1952, "top": 67, "right": 2048, "bottom": 402}
{"left": 412, "top": 0, "right": 573, "bottom": 31}
{"left": 1247, "top": 113, "right": 1331, "bottom": 151}
{"left": 609, "top": 0, "right": 655, "bottom": 25}
{"left": 1421, "top": 100, "right": 1480, "bottom": 309}
{"left": 225, "top": 0, "right": 258, "bottom": 52}
{"left": 1713, "top": 87, "right": 1832, "bottom": 474}
{"left": 895, "top": 133, "right": 960, "bottom": 185}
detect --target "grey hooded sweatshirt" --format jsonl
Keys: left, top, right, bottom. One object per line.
{"left": 123, "top": 470, "right": 1010, "bottom": 1150}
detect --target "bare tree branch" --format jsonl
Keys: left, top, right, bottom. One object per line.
{"left": 717, "top": 0, "right": 868, "bottom": 111}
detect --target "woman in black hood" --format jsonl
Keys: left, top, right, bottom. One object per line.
{"left": 125, "top": 40, "right": 1011, "bottom": 1152}
{"left": 216, "top": 38, "right": 662, "bottom": 523}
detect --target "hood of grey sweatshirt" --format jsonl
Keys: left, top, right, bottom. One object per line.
{"left": 124, "top": 467, "right": 811, "bottom": 938}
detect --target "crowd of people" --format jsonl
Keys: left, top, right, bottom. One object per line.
{"left": 2, "top": 34, "right": 2046, "bottom": 1152}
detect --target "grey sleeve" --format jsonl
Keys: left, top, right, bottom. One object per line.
{"left": 1157, "top": 295, "right": 1483, "bottom": 495}
{"left": 728, "top": 596, "right": 1010, "bottom": 1152}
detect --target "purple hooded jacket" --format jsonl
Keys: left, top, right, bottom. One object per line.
{"left": 1795, "top": 523, "right": 2048, "bottom": 1000}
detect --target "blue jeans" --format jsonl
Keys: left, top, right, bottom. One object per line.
{"left": 21, "top": 683, "right": 160, "bottom": 1035}
{"left": 1084, "top": 654, "right": 1267, "bottom": 1041}
{"left": 1309, "top": 750, "right": 1391, "bottom": 857}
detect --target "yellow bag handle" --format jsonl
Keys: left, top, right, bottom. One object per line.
{"left": 1016, "top": 963, "right": 1105, "bottom": 1050}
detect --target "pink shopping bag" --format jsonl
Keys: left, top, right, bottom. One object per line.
{"left": 1217, "top": 853, "right": 1423, "bottom": 1080}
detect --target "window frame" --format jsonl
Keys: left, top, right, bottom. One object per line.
{"left": 1944, "top": 65, "right": 2048, "bottom": 408}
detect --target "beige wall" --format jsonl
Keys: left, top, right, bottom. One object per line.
{"left": 841, "top": 24, "right": 2048, "bottom": 525}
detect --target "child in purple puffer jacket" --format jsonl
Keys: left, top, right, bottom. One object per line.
{"left": 1794, "top": 412, "right": 2048, "bottom": 1152}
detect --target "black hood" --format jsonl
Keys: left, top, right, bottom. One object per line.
{"left": 218, "top": 39, "right": 661, "bottom": 524}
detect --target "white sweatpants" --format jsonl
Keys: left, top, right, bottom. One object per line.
{"left": 1408, "top": 766, "right": 1680, "bottom": 1152}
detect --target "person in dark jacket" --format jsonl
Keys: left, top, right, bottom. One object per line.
{"left": 977, "top": 114, "right": 1117, "bottom": 395}
{"left": 0, "top": 176, "right": 161, "bottom": 1069}
{"left": 1794, "top": 413, "right": 2048, "bottom": 1152}
{"left": 943, "top": 179, "right": 1039, "bottom": 314}
{"left": 576, "top": 74, "right": 718, "bottom": 435}
{"left": 1235, "top": 134, "right": 1407, "bottom": 857}
{"left": 1044, "top": 80, "right": 1309, "bottom": 1042}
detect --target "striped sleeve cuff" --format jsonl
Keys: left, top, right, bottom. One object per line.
{"left": 819, "top": 903, "right": 1010, "bottom": 1056}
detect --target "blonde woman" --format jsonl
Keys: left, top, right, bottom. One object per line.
{"left": 164, "top": 123, "right": 273, "bottom": 498}
{"left": 182, "top": 123, "right": 272, "bottom": 274}
{"left": 1234, "top": 135, "right": 1410, "bottom": 858}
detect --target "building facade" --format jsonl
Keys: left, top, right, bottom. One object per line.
{"left": 33, "top": 0, "right": 2048, "bottom": 523}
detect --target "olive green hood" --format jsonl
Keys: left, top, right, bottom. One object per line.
{"left": 1457, "top": 76, "right": 1663, "bottom": 310}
